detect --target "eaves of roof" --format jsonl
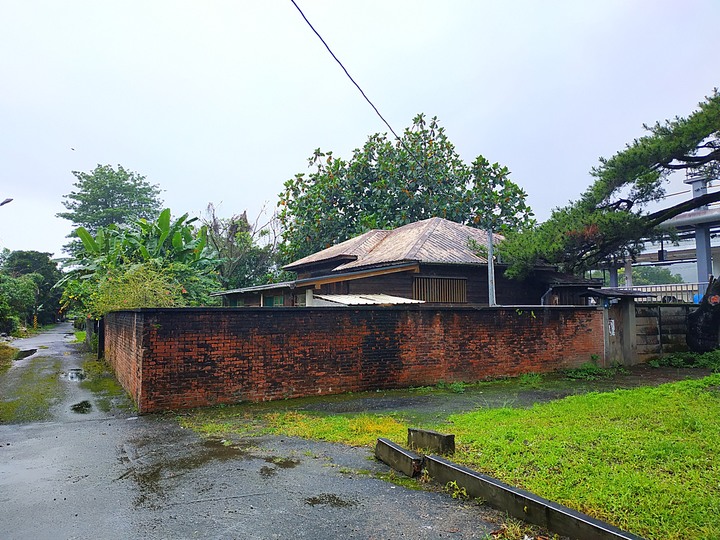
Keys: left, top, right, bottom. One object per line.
{"left": 210, "top": 262, "right": 421, "bottom": 297}
{"left": 210, "top": 280, "right": 296, "bottom": 296}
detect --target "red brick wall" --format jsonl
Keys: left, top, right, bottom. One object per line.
{"left": 103, "top": 311, "right": 144, "bottom": 406}
{"left": 104, "top": 306, "right": 604, "bottom": 413}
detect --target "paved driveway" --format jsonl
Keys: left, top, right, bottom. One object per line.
{"left": 0, "top": 324, "right": 501, "bottom": 539}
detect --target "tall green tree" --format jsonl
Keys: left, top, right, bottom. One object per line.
{"left": 0, "top": 273, "right": 41, "bottom": 333}
{"left": 623, "top": 266, "right": 684, "bottom": 286}
{"left": 500, "top": 90, "right": 720, "bottom": 278}
{"left": 57, "top": 164, "right": 163, "bottom": 236}
{"left": 278, "top": 114, "right": 534, "bottom": 262}
{"left": 1, "top": 250, "right": 62, "bottom": 325}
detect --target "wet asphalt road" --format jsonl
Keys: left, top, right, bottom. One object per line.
{"left": 0, "top": 324, "right": 501, "bottom": 540}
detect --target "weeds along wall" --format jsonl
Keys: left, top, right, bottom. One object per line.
{"left": 104, "top": 306, "right": 604, "bottom": 413}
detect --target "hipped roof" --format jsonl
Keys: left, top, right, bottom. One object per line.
{"left": 284, "top": 217, "right": 503, "bottom": 272}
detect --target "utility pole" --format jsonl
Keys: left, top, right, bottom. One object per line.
{"left": 487, "top": 227, "right": 496, "bottom": 306}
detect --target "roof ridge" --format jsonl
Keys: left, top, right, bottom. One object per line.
{"left": 404, "top": 217, "right": 442, "bottom": 260}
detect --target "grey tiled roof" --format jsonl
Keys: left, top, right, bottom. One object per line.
{"left": 283, "top": 229, "right": 389, "bottom": 270}
{"left": 285, "top": 217, "right": 503, "bottom": 272}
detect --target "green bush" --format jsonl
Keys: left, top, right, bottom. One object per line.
{"left": 562, "top": 362, "right": 627, "bottom": 381}
{"left": 649, "top": 350, "right": 720, "bottom": 371}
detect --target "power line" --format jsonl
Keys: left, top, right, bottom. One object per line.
{"left": 289, "top": 0, "right": 404, "bottom": 144}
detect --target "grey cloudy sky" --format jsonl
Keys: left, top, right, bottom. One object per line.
{"left": 1, "top": 0, "right": 718, "bottom": 258}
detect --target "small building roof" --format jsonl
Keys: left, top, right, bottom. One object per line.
{"left": 582, "top": 287, "right": 656, "bottom": 299}
{"left": 209, "top": 280, "right": 295, "bottom": 296}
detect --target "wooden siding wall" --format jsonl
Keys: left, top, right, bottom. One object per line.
{"left": 325, "top": 265, "right": 548, "bottom": 305}
{"left": 224, "top": 266, "right": 563, "bottom": 307}
{"left": 635, "top": 303, "right": 696, "bottom": 362}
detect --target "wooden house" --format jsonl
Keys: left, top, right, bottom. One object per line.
{"left": 213, "top": 217, "right": 597, "bottom": 307}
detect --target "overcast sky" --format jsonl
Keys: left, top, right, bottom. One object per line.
{"left": 1, "top": 0, "right": 718, "bottom": 259}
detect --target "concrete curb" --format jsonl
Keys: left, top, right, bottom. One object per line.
{"left": 407, "top": 428, "right": 455, "bottom": 454}
{"left": 375, "top": 438, "right": 423, "bottom": 477}
{"left": 374, "top": 438, "right": 644, "bottom": 540}
{"left": 424, "top": 455, "right": 644, "bottom": 540}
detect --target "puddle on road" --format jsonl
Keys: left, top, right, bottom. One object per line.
{"left": 71, "top": 400, "right": 92, "bottom": 414}
{"left": 65, "top": 368, "right": 86, "bottom": 381}
{"left": 305, "top": 493, "right": 356, "bottom": 508}
{"left": 121, "top": 437, "right": 256, "bottom": 508}
{"left": 13, "top": 349, "right": 37, "bottom": 361}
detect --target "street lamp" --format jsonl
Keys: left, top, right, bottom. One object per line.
{"left": 0, "top": 198, "right": 12, "bottom": 207}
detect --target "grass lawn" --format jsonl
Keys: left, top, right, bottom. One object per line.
{"left": 180, "top": 374, "right": 720, "bottom": 540}
{"left": 447, "top": 376, "right": 720, "bottom": 539}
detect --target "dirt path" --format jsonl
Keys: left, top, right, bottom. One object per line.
{"left": 0, "top": 324, "right": 506, "bottom": 539}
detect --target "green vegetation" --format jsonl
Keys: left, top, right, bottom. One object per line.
{"left": 183, "top": 410, "right": 406, "bottom": 447}
{"left": 562, "top": 362, "right": 628, "bottom": 381}
{"left": 0, "top": 356, "right": 64, "bottom": 423}
{"left": 447, "top": 377, "right": 720, "bottom": 539}
{"left": 622, "top": 265, "right": 684, "bottom": 285}
{"left": 57, "top": 164, "right": 163, "bottom": 238}
{"left": 79, "top": 359, "right": 130, "bottom": 412}
{"left": 435, "top": 380, "right": 467, "bottom": 393}
{"left": 649, "top": 350, "right": 720, "bottom": 371}
{"left": 278, "top": 113, "right": 533, "bottom": 262}
{"left": 517, "top": 372, "right": 543, "bottom": 387}
{"left": 61, "top": 208, "right": 222, "bottom": 319}
{"left": 0, "top": 250, "right": 63, "bottom": 334}
{"left": 202, "top": 203, "right": 284, "bottom": 289}
{"left": 180, "top": 375, "right": 720, "bottom": 539}
{"left": 0, "top": 342, "right": 17, "bottom": 372}
{"left": 500, "top": 90, "right": 720, "bottom": 278}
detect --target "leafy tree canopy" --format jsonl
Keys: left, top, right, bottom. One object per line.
{"left": 500, "top": 90, "right": 720, "bottom": 278}
{"left": 628, "top": 266, "right": 684, "bottom": 286}
{"left": 61, "top": 209, "right": 221, "bottom": 318}
{"left": 0, "top": 273, "right": 41, "bottom": 333}
{"left": 0, "top": 250, "right": 62, "bottom": 326}
{"left": 57, "top": 164, "right": 163, "bottom": 236}
{"left": 279, "top": 114, "right": 533, "bottom": 262}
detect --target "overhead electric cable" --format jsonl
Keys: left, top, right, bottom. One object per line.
{"left": 289, "top": 0, "right": 405, "bottom": 145}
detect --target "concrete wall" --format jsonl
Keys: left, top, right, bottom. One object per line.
{"left": 104, "top": 306, "right": 604, "bottom": 413}
{"left": 635, "top": 303, "right": 697, "bottom": 362}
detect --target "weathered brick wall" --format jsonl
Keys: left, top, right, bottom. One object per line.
{"left": 104, "top": 311, "right": 145, "bottom": 406}
{"left": 104, "top": 306, "right": 603, "bottom": 413}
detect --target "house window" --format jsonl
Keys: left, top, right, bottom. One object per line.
{"left": 413, "top": 276, "right": 467, "bottom": 303}
{"left": 263, "top": 295, "right": 284, "bottom": 307}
